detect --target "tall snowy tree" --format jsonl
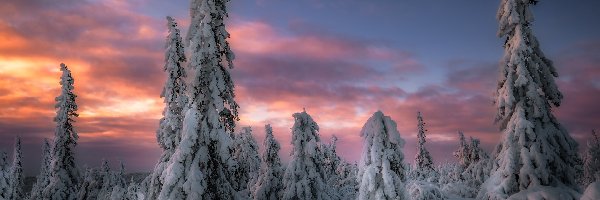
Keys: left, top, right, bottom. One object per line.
{"left": 336, "top": 160, "right": 358, "bottom": 200}
{"left": 148, "top": 15, "right": 187, "bottom": 200}
{"left": 357, "top": 111, "right": 407, "bottom": 200}
{"left": 0, "top": 151, "right": 9, "bottom": 199}
{"left": 478, "top": 0, "right": 580, "bottom": 198}
{"left": 158, "top": 0, "right": 240, "bottom": 199}
{"left": 282, "top": 111, "right": 334, "bottom": 200}
{"left": 77, "top": 168, "right": 102, "bottom": 200}
{"left": 29, "top": 138, "right": 52, "bottom": 200}
{"left": 583, "top": 129, "right": 600, "bottom": 187}
{"left": 232, "top": 127, "right": 260, "bottom": 197}
{"left": 322, "top": 135, "right": 341, "bottom": 187}
{"left": 109, "top": 162, "right": 127, "bottom": 200}
{"left": 453, "top": 131, "right": 471, "bottom": 167}
{"left": 42, "top": 63, "right": 80, "bottom": 200}
{"left": 414, "top": 112, "right": 436, "bottom": 181}
{"left": 7, "top": 137, "right": 23, "bottom": 200}
{"left": 98, "top": 160, "right": 113, "bottom": 200}
{"left": 253, "top": 124, "right": 284, "bottom": 200}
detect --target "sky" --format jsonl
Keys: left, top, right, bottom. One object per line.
{"left": 0, "top": 0, "right": 599, "bottom": 175}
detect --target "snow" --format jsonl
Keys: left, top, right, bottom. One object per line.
{"left": 357, "top": 111, "right": 406, "bottom": 200}
{"left": 581, "top": 181, "right": 600, "bottom": 200}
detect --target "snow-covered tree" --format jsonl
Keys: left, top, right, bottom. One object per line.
{"left": 7, "top": 137, "right": 23, "bottom": 200}
{"left": 478, "top": 0, "right": 580, "bottom": 198}
{"left": 29, "top": 138, "right": 52, "bottom": 200}
{"left": 157, "top": 0, "right": 240, "bottom": 199}
{"left": 414, "top": 112, "right": 436, "bottom": 181}
{"left": 43, "top": 63, "right": 80, "bottom": 200}
{"left": 253, "top": 124, "right": 284, "bottom": 200}
{"left": 336, "top": 161, "right": 358, "bottom": 200}
{"left": 97, "top": 160, "right": 113, "bottom": 200}
{"left": 77, "top": 168, "right": 102, "bottom": 200}
{"left": 0, "top": 151, "right": 9, "bottom": 199}
{"left": 322, "top": 136, "right": 341, "bottom": 187}
{"left": 583, "top": 129, "right": 600, "bottom": 187}
{"left": 357, "top": 111, "right": 406, "bottom": 200}
{"left": 109, "top": 162, "right": 127, "bottom": 200}
{"left": 232, "top": 127, "right": 260, "bottom": 197}
{"left": 148, "top": 15, "right": 188, "bottom": 200}
{"left": 463, "top": 137, "right": 492, "bottom": 190}
{"left": 453, "top": 131, "right": 471, "bottom": 167}
{"left": 282, "top": 111, "right": 334, "bottom": 200}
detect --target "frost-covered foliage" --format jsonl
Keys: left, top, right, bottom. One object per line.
{"left": 148, "top": 16, "right": 188, "bottom": 200}
{"left": 0, "top": 151, "right": 9, "bottom": 199}
{"left": 479, "top": 0, "right": 580, "bottom": 199}
{"left": 463, "top": 137, "right": 492, "bottom": 189}
{"left": 77, "top": 168, "right": 103, "bottom": 200}
{"left": 406, "top": 180, "right": 445, "bottom": 200}
{"left": 30, "top": 139, "right": 52, "bottom": 200}
{"left": 109, "top": 162, "right": 127, "bottom": 200}
{"left": 282, "top": 111, "right": 334, "bottom": 200}
{"left": 321, "top": 136, "right": 341, "bottom": 188}
{"left": 43, "top": 63, "right": 80, "bottom": 200}
{"left": 124, "top": 179, "right": 145, "bottom": 200}
{"left": 438, "top": 162, "right": 478, "bottom": 198}
{"left": 7, "top": 137, "right": 23, "bottom": 200}
{"left": 253, "top": 124, "right": 284, "bottom": 200}
{"left": 453, "top": 131, "right": 470, "bottom": 167}
{"left": 581, "top": 181, "right": 600, "bottom": 200}
{"left": 157, "top": 0, "right": 240, "bottom": 198}
{"left": 357, "top": 111, "right": 406, "bottom": 200}
{"left": 583, "top": 130, "right": 600, "bottom": 187}
{"left": 98, "top": 160, "right": 114, "bottom": 200}
{"left": 336, "top": 161, "right": 358, "bottom": 200}
{"left": 232, "top": 127, "right": 260, "bottom": 196}
{"left": 414, "top": 112, "right": 437, "bottom": 181}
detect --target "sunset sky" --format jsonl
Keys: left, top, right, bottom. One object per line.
{"left": 1, "top": 0, "right": 599, "bottom": 175}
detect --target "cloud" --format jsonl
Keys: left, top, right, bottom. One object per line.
{"left": 0, "top": 0, "right": 597, "bottom": 176}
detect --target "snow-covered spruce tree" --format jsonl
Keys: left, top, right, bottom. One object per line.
{"left": 30, "top": 139, "right": 52, "bottom": 200}
{"left": 478, "top": 0, "right": 580, "bottom": 199}
{"left": 110, "top": 162, "right": 127, "bottom": 200}
{"left": 77, "top": 168, "right": 102, "bottom": 200}
{"left": 97, "top": 159, "right": 113, "bottom": 200}
{"left": 282, "top": 111, "right": 334, "bottom": 200}
{"left": 42, "top": 63, "right": 80, "bottom": 200}
{"left": 232, "top": 127, "right": 260, "bottom": 197}
{"left": 0, "top": 151, "right": 9, "bottom": 199}
{"left": 583, "top": 129, "right": 600, "bottom": 187}
{"left": 7, "top": 137, "right": 23, "bottom": 200}
{"left": 253, "top": 124, "right": 284, "bottom": 200}
{"left": 158, "top": 0, "right": 240, "bottom": 199}
{"left": 414, "top": 111, "right": 436, "bottom": 181}
{"left": 323, "top": 136, "right": 342, "bottom": 186}
{"left": 357, "top": 111, "right": 406, "bottom": 200}
{"left": 453, "top": 131, "right": 471, "bottom": 167}
{"left": 336, "top": 160, "right": 358, "bottom": 200}
{"left": 148, "top": 15, "right": 188, "bottom": 200}
{"left": 463, "top": 137, "right": 492, "bottom": 189}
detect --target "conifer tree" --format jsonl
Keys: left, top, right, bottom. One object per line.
{"left": 583, "top": 129, "right": 600, "bottom": 187}
{"left": 149, "top": 16, "right": 187, "bottom": 199}
{"left": 357, "top": 111, "right": 406, "bottom": 200}
{"left": 158, "top": 0, "right": 240, "bottom": 199}
{"left": 253, "top": 124, "right": 284, "bottom": 200}
{"left": 29, "top": 139, "right": 52, "bottom": 200}
{"left": 479, "top": 0, "right": 579, "bottom": 198}
{"left": 7, "top": 137, "right": 23, "bottom": 200}
{"left": 77, "top": 168, "right": 102, "bottom": 200}
{"left": 0, "top": 151, "right": 9, "bottom": 199}
{"left": 453, "top": 131, "right": 471, "bottom": 167}
{"left": 232, "top": 127, "right": 260, "bottom": 196}
{"left": 414, "top": 112, "right": 436, "bottom": 180}
{"left": 43, "top": 63, "right": 80, "bottom": 200}
{"left": 282, "top": 111, "right": 334, "bottom": 200}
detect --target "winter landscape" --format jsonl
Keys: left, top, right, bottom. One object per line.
{"left": 0, "top": 0, "right": 599, "bottom": 200}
